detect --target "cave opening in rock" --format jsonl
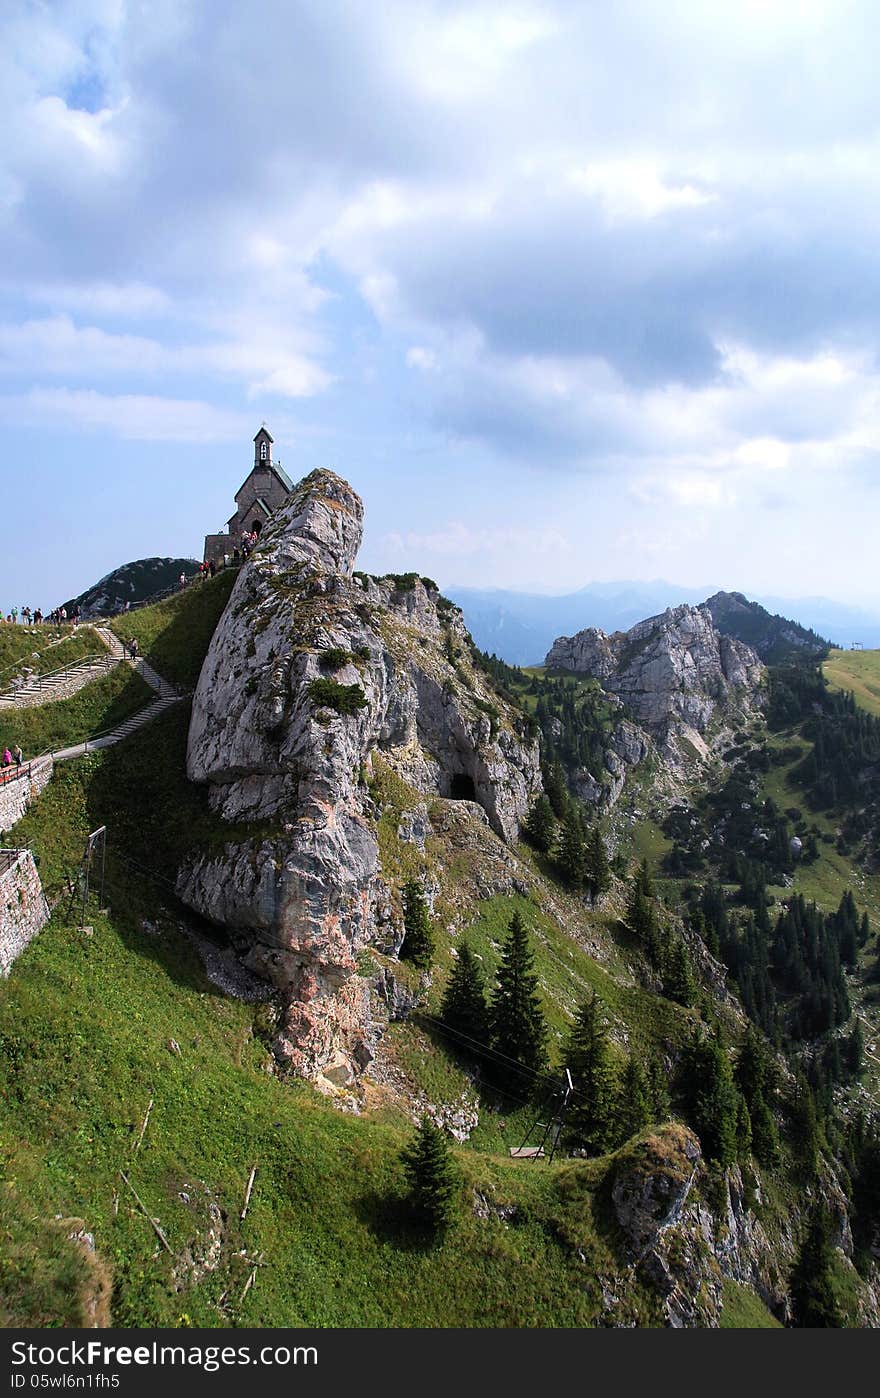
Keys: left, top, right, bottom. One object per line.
{"left": 449, "top": 773, "right": 477, "bottom": 801}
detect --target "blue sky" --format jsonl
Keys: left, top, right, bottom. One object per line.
{"left": 2, "top": 0, "right": 880, "bottom": 610}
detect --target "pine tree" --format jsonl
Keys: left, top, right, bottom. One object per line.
{"left": 400, "top": 880, "right": 434, "bottom": 969}
{"left": 563, "top": 992, "right": 618, "bottom": 1155}
{"left": 585, "top": 825, "right": 611, "bottom": 904}
{"left": 523, "top": 795, "right": 556, "bottom": 853}
{"left": 680, "top": 1030, "right": 739, "bottom": 1166}
{"left": 647, "top": 1056, "right": 671, "bottom": 1123}
{"left": 440, "top": 941, "right": 489, "bottom": 1051}
{"left": 790, "top": 1210, "right": 844, "bottom": 1327}
{"left": 556, "top": 808, "right": 586, "bottom": 889}
{"left": 735, "top": 1094, "right": 753, "bottom": 1161}
{"left": 790, "top": 1075, "right": 821, "bottom": 1179}
{"left": 489, "top": 911, "right": 548, "bottom": 1088}
{"left": 400, "top": 1115, "right": 460, "bottom": 1235}
{"left": 664, "top": 938, "right": 697, "bottom": 1007}
{"left": 619, "top": 1056, "right": 650, "bottom": 1143}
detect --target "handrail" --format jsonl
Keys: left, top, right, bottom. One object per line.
{"left": 0, "top": 755, "right": 52, "bottom": 787}
{"left": 0, "top": 849, "right": 23, "bottom": 877}
{"left": 0, "top": 626, "right": 82, "bottom": 685}
{"left": 0, "top": 651, "right": 117, "bottom": 700}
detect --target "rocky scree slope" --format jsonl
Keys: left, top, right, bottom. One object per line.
{"left": 177, "top": 469, "right": 541, "bottom": 1086}
{"left": 546, "top": 603, "right": 766, "bottom": 777}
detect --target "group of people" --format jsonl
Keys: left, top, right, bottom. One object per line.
{"left": 197, "top": 532, "right": 259, "bottom": 579}
{"left": 2, "top": 604, "right": 81, "bottom": 627}
{"left": 2, "top": 744, "right": 23, "bottom": 771}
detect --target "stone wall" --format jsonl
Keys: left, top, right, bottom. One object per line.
{"left": 0, "top": 849, "right": 50, "bottom": 976}
{"left": 0, "top": 757, "right": 54, "bottom": 837}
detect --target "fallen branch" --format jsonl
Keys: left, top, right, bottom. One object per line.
{"left": 240, "top": 1165, "right": 257, "bottom": 1221}
{"left": 133, "top": 1098, "right": 153, "bottom": 1154}
{"left": 119, "top": 1170, "right": 172, "bottom": 1255}
{"left": 239, "top": 1267, "right": 257, "bottom": 1304}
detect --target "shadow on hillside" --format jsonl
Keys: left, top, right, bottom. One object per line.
{"left": 116, "top": 570, "right": 236, "bottom": 692}
{"left": 353, "top": 1189, "right": 444, "bottom": 1253}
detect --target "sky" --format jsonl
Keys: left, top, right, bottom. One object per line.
{"left": 2, "top": 0, "right": 880, "bottom": 611}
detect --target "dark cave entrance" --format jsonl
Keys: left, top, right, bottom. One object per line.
{"left": 449, "top": 773, "right": 477, "bottom": 801}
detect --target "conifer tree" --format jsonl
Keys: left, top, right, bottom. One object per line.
{"left": 790, "top": 1210, "right": 844, "bottom": 1327}
{"left": 647, "top": 1056, "right": 671, "bottom": 1123}
{"left": 790, "top": 1075, "right": 821, "bottom": 1179}
{"left": 664, "top": 938, "right": 697, "bottom": 1007}
{"left": 400, "top": 880, "right": 434, "bottom": 969}
{"left": 735, "top": 1095, "right": 753, "bottom": 1161}
{"left": 585, "top": 825, "right": 611, "bottom": 904}
{"left": 556, "top": 808, "right": 587, "bottom": 889}
{"left": 619, "top": 1056, "right": 650, "bottom": 1143}
{"left": 523, "top": 794, "right": 556, "bottom": 854}
{"left": 489, "top": 911, "right": 548, "bottom": 1087}
{"left": 440, "top": 941, "right": 489, "bottom": 1051}
{"left": 563, "top": 992, "right": 618, "bottom": 1154}
{"left": 680, "top": 1030, "right": 739, "bottom": 1166}
{"left": 400, "top": 1115, "right": 460, "bottom": 1236}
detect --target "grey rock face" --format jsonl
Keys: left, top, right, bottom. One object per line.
{"left": 546, "top": 603, "right": 765, "bottom": 759}
{"left": 177, "top": 469, "right": 541, "bottom": 1082}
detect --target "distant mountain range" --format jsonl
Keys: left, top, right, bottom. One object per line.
{"left": 447, "top": 580, "right": 880, "bottom": 666}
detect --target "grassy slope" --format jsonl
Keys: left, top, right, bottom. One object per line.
{"left": 823, "top": 648, "right": 880, "bottom": 718}
{"left": 0, "top": 573, "right": 790, "bottom": 1328}
{"left": 719, "top": 1279, "right": 782, "bottom": 1329}
{"left": 0, "top": 867, "right": 654, "bottom": 1328}
{"left": 0, "top": 666, "right": 154, "bottom": 762}
{"left": 0, "top": 625, "right": 105, "bottom": 689}
{"left": 110, "top": 571, "right": 236, "bottom": 691}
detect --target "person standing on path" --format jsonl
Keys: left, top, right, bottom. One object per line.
{"left": 12, "top": 744, "right": 22, "bottom": 769}
{"left": 2, "top": 748, "right": 11, "bottom": 767}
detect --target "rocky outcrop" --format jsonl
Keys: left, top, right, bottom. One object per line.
{"left": 705, "top": 591, "right": 828, "bottom": 662}
{"left": 546, "top": 604, "right": 765, "bottom": 771}
{"left": 177, "top": 469, "right": 541, "bottom": 1084}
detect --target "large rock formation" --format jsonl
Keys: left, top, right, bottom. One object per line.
{"left": 177, "top": 469, "right": 541, "bottom": 1084}
{"left": 546, "top": 603, "right": 765, "bottom": 770}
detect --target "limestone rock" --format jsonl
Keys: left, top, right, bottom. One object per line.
{"left": 546, "top": 603, "right": 765, "bottom": 780}
{"left": 177, "top": 468, "right": 541, "bottom": 1082}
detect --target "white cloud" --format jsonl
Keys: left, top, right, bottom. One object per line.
{"left": 0, "top": 387, "right": 250, "bottom": 441}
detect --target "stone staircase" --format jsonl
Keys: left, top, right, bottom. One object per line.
{"left": 0, "top": 653, "right": 119, "bottom": 710}
{"left": 52, "top": 692, "right": 183, "bottom": 762}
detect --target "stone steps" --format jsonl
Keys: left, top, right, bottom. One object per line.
{"left": 0, "top": 655, "right": 120, "bottom": 710}
{"left": 52, "top": 694, "right": 183, "bottom": 762}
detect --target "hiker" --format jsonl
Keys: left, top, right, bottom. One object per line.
{"left": 209, "top": 558, "right": 216, "bottom": 577}
{"left": 130, "top": 638, "right": 139, "bottom": 659}
{"left": 2, "top": 748, "right": 11, "bottom": 767}
{"left": 179, "top": 572, "right": 186, "bottom": 590}
{"left": 12, "top": 744, "right": 22, "bottom": 769}
{"left": 223, "top": 552, "right": 229, "bottom": 569}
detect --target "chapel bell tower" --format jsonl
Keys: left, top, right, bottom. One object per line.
{"left": 254, "top": 426, "right": 273, "bottom": 468}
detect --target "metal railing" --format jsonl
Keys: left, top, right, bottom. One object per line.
{"left": 0, "top": 849, "right": 22, "bottom": 877}
{"left": 0, "top": 651, "right": 118, "bottom": 701}
{"left": 0, "top": 755, "right": 52, "bottom": 787}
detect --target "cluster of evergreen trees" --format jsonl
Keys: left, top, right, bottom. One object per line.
{"left": 769, "top": 661, "right": 880, "bottom": 829}
{"left": 695, "top": 882, "right": 869, "bottom": 1052}
{"left": 523, "top": 795, "right": 611, "bottom": 902}
{"left": 439, "top": 910, "right": 549, "bottom": 1094}
{"left": 626, "top": 860, "right": 697, "bottom": 1006}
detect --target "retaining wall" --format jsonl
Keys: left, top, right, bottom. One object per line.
{"left": 0, "top": 849, "right": 50, "bottom": 975}
{"left": 0, "top": 757, "right": 54, "bottom": 835}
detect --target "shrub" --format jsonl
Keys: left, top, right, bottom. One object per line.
{"left": 307, "top": 678, "right": 367, "bottom": 716}
{"left": 320, "top": 647, "right": 351, "bottom": 671}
